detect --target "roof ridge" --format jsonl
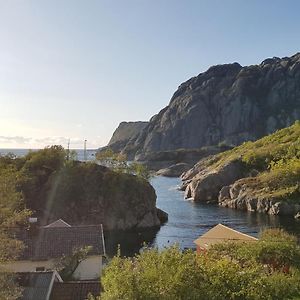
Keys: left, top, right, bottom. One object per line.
{"left": 42, "top": 224, "right": 103, "bottom": 229}
{"left": 216, "top": 223, "right": 258, "bottom": 240}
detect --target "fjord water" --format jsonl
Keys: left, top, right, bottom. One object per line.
{"left": 152, "top": 176, "right": 300, "bottom": 249}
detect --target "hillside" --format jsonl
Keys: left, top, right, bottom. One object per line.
{"left": 118, "top": 53, "right": 300, "bottom": 160}
{"left": 181, "top": 121, "right": 300, "bottom": 217}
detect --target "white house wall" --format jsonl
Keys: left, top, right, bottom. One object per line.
{"left": 72, "top": 255, "right": 102, "bottom": 280}
{"left": 3, "top": 255, "right": 102, "bottom": 280}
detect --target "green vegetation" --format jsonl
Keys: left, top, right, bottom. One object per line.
{"left": 0, "top": 160, "right": 31, "bottom": 299}
{"left": 96, "top": 148, "right": 152, "bottom": 181}
{"left": 207, "top": 121, "right": 300, "bottom": 202}
{"left": 94, "top": 229, "right": 300, "bottom": 300}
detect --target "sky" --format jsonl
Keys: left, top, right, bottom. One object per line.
{"left": 1, "top": 0, "right": 300, "bottom": 149}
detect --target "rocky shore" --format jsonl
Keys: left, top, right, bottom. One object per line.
{"left": 181, "top": 122, "right": 300, "bottom": 218}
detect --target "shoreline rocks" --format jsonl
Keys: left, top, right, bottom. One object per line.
{"left": 181, "top": 152, "right": 300, "bottom": 217}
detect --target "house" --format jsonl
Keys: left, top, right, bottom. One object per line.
{"left": 16, "top": 271, "right": 101, "bottom": 300}
{"left": 16, "top": 271, "right": 62, "bottom": 300}
{"left": 194, "top": 223, "right": 258, "bottom": 253}
{"left": 7, "top": 221, "right": 106, "bottom": 280}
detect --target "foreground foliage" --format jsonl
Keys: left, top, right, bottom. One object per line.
{"left": 97, "top": 229, "right": 300, "bottom": 300}
{"left": 0, "top": 164, "right": 31, "bottom": 299}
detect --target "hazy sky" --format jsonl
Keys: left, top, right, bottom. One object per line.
{"left": 1, "top": 0, "right": 300, "bottom": 149}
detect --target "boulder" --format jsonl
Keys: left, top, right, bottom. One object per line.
{"left": 156, "top": 163, "right": 191, "bottom": 177}
{"left": 184, "top": 160, "right": 245, "bottom": 202}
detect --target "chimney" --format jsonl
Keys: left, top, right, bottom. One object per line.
{"left": 27, "top": 217, "right": 39, "bottom": 236}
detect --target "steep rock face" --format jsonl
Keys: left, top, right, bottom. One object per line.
{"left": 103, "top": 121, "right": 148, "bottom": 155}
{"left": 123, "top": 53, "right": 300, "bottom": 159}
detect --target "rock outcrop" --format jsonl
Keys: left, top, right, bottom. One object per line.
{"left": 44, "top": 163, "right": 167, "bottom": 231}
{"left": 22, "top": 160, "right": 166, "bottom": 231}
{"left": 121, "top": 53, "right": 300, "bottom": 159}
{"left": 182, "top": 160, "right": 245, "bottom": 202}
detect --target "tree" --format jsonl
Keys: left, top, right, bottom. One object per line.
{"left": 0, "top": 166, "right": 31, "bottom": 300}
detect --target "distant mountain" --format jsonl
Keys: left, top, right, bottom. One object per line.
{"left": 119, "top": 53, "right": 300, "bottom": 160}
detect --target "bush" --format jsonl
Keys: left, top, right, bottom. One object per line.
{"left": 100, "top": 230, "right": 300, "bottom": 300}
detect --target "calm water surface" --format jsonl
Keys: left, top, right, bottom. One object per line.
{"left": 152, "top": 176, "right": 300, "bottom": 250}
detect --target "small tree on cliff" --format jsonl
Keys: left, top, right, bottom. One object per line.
{"left": 96, "top": 149, "right": 151, "bottom": 181}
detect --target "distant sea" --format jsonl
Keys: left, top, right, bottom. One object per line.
{"left": 0, "top": 148, "right": 97, "bottom": 161}
{"left": 2, "top": 148, "right": 300, "bottom": 256}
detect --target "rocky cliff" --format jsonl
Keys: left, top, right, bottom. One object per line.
{"left": 121, "top": 53, "right": 300, "bottom": 159}
{"left": 102, "top": 121, "right": 148, "bottom": 156}
{"left": 181, "top": 122, "right": 300, "bottom": 217}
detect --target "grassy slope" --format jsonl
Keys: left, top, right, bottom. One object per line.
{"left": 208, "top": 121, "right": 300, "bottom": 202}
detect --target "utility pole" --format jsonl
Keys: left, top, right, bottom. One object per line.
{"left": 84, "top": 139, "right": 87, "bottom": 161}
{"left": 67, "top": 139, "right": 70, "bottom": 161}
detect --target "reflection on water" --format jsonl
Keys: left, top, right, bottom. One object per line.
{"left": 105, "top": 228, "right": 159, "bottom": 257}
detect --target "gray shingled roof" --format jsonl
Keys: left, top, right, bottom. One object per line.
{"left": 17, "top": 271, "right": 62, "bottom": 300}
{"left": 50, "top": 281, "right": 101, "bottom": 300}
{"left": 16, "top": 225, "right": 105, "bottom": 260}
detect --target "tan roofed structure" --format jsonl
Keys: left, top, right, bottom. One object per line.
{"left": 194, "top": 224, "right": 258, "bottom": 252}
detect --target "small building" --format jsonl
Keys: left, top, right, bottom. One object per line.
{"left": 16, "top": 271, "right": 100, "bottom": 300}
{"left": 194, "top": 223, "right": 258, "bottom": 253}
{"left": 17, "top": 271, "right": 62, "bottom": 300}
{"left": 7, "top": 222, "right": 106, "bottom": 280}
